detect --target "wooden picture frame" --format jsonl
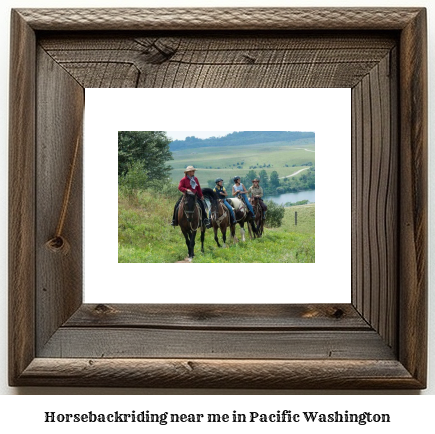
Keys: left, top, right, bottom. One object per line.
{"left": 9, "top": 8, "right": 427, "bottom": 389}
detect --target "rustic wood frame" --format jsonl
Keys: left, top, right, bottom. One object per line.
{"left": 9, "top": 8, "right": 427, "bottom": 389}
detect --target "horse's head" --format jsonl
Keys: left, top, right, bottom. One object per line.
{"left": 183, "top": 191, "right": 197, "bottom": 222}
{"left": 201, "top": 188, "right": 218, "bottom": 211}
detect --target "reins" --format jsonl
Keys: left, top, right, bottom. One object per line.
{"left": 182, "top": 195, "right": 202, "bottom": 232}
{"left": 212, "top": 201, "right": 228, "bottom": 227}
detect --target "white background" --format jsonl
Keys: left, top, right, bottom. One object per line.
{"left": 0, "top": 0, "right": 434, "bottom": 417}
{"left": 85, "top": 88, "right": 351, "bottom": 304}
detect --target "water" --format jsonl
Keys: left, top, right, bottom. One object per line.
{"left": 265, "top": 190, "right": 315, "bottom": 206}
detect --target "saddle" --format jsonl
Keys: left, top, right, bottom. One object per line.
{"left": 227, "top": 197, "right": 246, "bottom": 220}
{"left": 217, "top": 199, "right": 235, "bottom": 212}
{"left": 227, "top": 197, "right": 243, "bottom": 211}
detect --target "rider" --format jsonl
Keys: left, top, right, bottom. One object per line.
{"left": 171, "top": 166, "right": 211, "bottom": 228}
{"left": 213, "top": 178, "right": 237, "bottom": 225}
{"left": 231, "top": 176, "right": 255, "bottom": 219}
{"left": 248, "top": 178, "right": 267, "bottom": 220}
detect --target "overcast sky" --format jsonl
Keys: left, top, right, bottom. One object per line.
{"left": 167, "top": 131, "right": 236, "bottom": 141}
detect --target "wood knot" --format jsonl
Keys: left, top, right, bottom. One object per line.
{"left": 332, "top": 308, "right": 345, "bottom": 319}
{"left": 193, "top": 309, "right": 220, "bottom": 322}
{"left": 140, "top": 38, "right": 177, "bottom": 64}
{"left": 45, "top": 236, "right": 70, "bottom": 255}
{"left": 94, "top": 304, "right": 116, "bottom": 314}
{"left": 243, "top": 53, "right": 256, "bottom": 64}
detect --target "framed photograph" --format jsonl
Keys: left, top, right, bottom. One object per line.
{"left": 85, "top": 88, "right": 349, "bottom": 304}
{"left": 9, "top": 8, "right": 427, "bottom": 388}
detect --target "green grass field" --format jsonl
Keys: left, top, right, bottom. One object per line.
{"left": 118, "top": 188, "right": 315, "bottom": 263}
{"left": 170, "top": 139, "right": 315, "bottom": 184}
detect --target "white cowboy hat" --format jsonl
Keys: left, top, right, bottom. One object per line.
{"left": 184, "top": 165, "right": 197, "bottom": 173}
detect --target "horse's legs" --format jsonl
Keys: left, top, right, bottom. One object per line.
{"left": 189, "top": 230, "right": 197, "bottom": 258}
{"left": 214, "top": 226, "right": 221, "bottom": 248}
{"left": 255, "top": 213, "right": 259, "bottom": 237}
{"left": 240, "top": 223, "right": 245, "bottom": 242}
{"left": 230, "top": 223, "right": 236, "bottom": 243}
{"left": 221, "top": 227, "right": 227, "bottom": 247}
{"left": 247, "top": 220, "right": 253, "bottom": 239}
{"left": 200, "top": 228, "right": 205, "bottom": 253}
{"left": 249, "top": 218, "right": 258, "bottom": 238}
{"left": 182, "top": 230, "right": 191, "bottom": 258}
{"left": 252, "top": 221, "right": 257, "bottom": 238}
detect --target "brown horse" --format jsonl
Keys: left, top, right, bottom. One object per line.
{"left": 249, "top": 196, "right": 264, "bottom": 237}
{"left": 202, "top": 188, "right": 235, "bottom": 247}
{"left": 178, "top": 191, "right": 206, "bottom": 261}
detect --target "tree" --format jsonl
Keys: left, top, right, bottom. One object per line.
{"left": 270, "top": 170, "right": 280, "bottom": 188}
{"left": 118, "top": 131, "right": 173, "bottom": 180}
{"left": 244, "top": 169, "right": 258, "bottom": 185}
{"left": 118, "top": 160, "right": 149, "bottom": 195}
{"left": 264, "top": 200, "right": 285, "bottom": 228}
{"left": 259, "top": 169, "right": 269, "bottom": 188}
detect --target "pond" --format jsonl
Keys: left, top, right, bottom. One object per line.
{"left": 265, "top": 190, "right": 315, "bottom": 206}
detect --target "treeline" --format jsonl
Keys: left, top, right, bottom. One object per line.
{"left": 118, "top": 131, "right": 173, "bottom": 180}
{"left": 276, "top": 168, "right": 315, "bottom": 195}
{"left": 170, "top": 131, "right": 315, "bottom": 151}
{"left": 207, "top": 167, "right": 315, "bottom": 197}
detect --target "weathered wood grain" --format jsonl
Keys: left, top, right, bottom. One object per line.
{"left": 39, "top": 328, "right": 395, "bottom": 360}
{"left": 386, "top": 47, "right": 399, "bottom": 349}
{"left": 351, "top": 50, "right": 398, "bottom": 352}
{"left": 8, "top": 10, "right": 36, "bottom": 387}
{"left": 18, "top": 358, "right": 420, "bottom": 389}
{"left": 35, "top": 47, "right": 84, "bottom": 354}
{"left": 38, "top": 33, "right": 396, "bottom": 88}
{"left": 65, "top": 304, "right": 369, "bottom": 329}
{"left": 351, "top": 80, "right": 362, "bottom": 312}
{"left": 398, "top": 8, "right": 428, "bottom": 386}
{"left": 16, "top": 8, "right": 422, "bottom": 31}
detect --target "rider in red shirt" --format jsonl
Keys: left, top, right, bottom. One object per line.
{"left": 171, "top": 166, "right": 211, "bottom": 228}
{"left": 178, "top": 171, "right": 204, "bottom": 198}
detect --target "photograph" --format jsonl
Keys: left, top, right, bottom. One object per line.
{"left": 118, "top": 130, "right": 315, "bottom": 263}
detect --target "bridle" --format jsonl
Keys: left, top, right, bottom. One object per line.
{"left": 251, "top": 197, "right": 262, "bottom": 219}
{"left": 211, "top": 200, "right": 227, "bottom": 227}
{"left": 182, "top": 193, "right": 202, "bottom": 231}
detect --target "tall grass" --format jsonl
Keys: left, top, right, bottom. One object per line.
{"left": 119, "top": 187, "right": 315, "bottom": 263}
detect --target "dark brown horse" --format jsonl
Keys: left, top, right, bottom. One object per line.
{"left": 178, "top": 191, "right": 206, "bottom": 261}
{"left": 249, "top": 196, "right": 264, "bottom": 237}
{"left": 202, "top": 188, "right": 235, "bottom": 247}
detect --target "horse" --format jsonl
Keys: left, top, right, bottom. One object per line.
{"left": 227, "top": 195, "right": 258, "bottom": 242}
{"left": 177, "top": 191, "right": 206, "bottom": 261}
{"left": 249, "top": 196, "right": 264, "bottom": 237}
{"left": 202, "top": 188, "right": 236, "bottom": 247}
